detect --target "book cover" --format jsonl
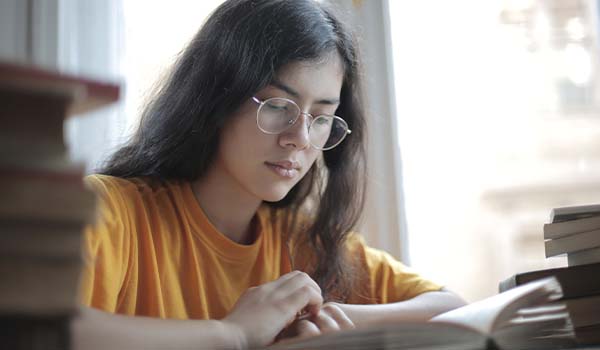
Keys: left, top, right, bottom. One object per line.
{"left": 498, "top": 262, "right": 600, "bottom": 299}
{"left": 0, "top": 61, "right": 120, "bottom": 116}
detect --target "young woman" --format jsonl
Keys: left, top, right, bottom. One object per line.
{"left": 73, "top": 0, "right": 465, "bottom": 349}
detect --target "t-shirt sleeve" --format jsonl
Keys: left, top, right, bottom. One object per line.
{"left": 346, "top": 234, "right": 442, "bottom": 304}
{"left": 79, "top": 175, "right": 134, "bottom": 312}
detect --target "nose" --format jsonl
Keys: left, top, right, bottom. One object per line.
{"left": 278, "top": 112, "right": 311, "bottom": 150}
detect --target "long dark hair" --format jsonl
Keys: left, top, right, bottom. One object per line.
{"left": 101, "top": 0, "right": 367, "bottom": 301}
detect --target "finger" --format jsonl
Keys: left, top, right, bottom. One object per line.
{"left": 274, "top": 270, "right": 305, "bottom": 284}
{"left": 306, "top": 305, "right": 320, "bottom": 318}
{"left": 274, "top": 320, "right": 321, "bottom": 346}
{"left": 286, "top": 285, "right": 323, "bottom": 318}
{"left": 266, "top": 271, "right": 321, "bottom": 298}
{"left": 322, "top": 303, "right": 355, "bottom": 330}
{"left": 283, "top": 271, "right": 321, "bottom": 296}
{"left": 261, "top": 271, "right": 304, "bottom": 294}
{"left": 311, "top": 312, "right": 340, "bottom": 334}
{"left": 295, "top": 320, "right": 321, "bottom": 339}
{"left": 271, "top": 272, "right": 322, "bottom": 306}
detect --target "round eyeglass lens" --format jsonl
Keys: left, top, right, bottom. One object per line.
{"left": 257, "top": 98, "right": 300, "bottom": 134}
{"left": 309, "top": 116, "right": 349, "bottom": 150}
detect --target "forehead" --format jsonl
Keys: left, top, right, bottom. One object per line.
{"left": 273, "top": 54, "right": 345, "bottom": 100}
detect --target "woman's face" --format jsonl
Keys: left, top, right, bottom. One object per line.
{"left": 214, "top": 55, "right": 344, "bottom": 203}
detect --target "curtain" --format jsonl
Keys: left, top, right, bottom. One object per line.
{"left": 55, "top": 0, "right": 128, "bottom": 172}
{"left": 327, "top": 0, "right": 410, "bottom": 262}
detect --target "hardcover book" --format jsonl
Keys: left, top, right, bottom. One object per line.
{"left": 499, "top": 262, "right": 600, "bottom": 299}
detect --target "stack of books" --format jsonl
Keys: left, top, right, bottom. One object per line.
{"left": 0, "top": 62, "right": 119, "bottom": 349}
{"left": 544, "top": 204, "right": 600, "bottom": 266}
{"left": 499, "top": 204, "right": 600, "bottom": 346}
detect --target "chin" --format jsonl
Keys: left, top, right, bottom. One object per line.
{"left": 259, "top": 185, "right": 294, "bottom": 203}
{"left": 262, "top": 192, "right": 290, "bottom": 203}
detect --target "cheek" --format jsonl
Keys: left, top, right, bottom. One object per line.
{"left": 307, "top": 150, "right": 320, "bottom": 165}
{"left": 221, "top": 112, "right": 264, "bottom": 149}
{"left": 217, "top": 120, "right": 255, "bottom": 168}
{"left": 300, "top": 150, "right": 321, "bottom": 176}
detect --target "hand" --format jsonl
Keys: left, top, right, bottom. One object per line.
{"left": 221, "top": 271, "right": 323, "bottom": 349}
{"left": 275, "top": 302, "right": 355, "bottom": 343}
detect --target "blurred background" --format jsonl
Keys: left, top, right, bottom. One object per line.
{"left": 1, "top": 0, "right": 599, "bottom": 303}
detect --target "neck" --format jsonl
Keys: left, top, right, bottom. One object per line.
{"left": 191, "top": 169, "right": 262, "bottom": 245}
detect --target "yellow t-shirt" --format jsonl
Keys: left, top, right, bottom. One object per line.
{"left": 80, "top": 174, "right": 441, "bottom": 320}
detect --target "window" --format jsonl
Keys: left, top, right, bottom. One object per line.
{"left": 122, "top": 0, "right": 225, "bottom": 132}
{"left": 389, "top": 0, "right": 600, "bottom": 301}
{"left": 62, "top": 0, "right": 225, "bottom": 171}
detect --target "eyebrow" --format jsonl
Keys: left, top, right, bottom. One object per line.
{"left": 270, "top": 79, "right": 340, "bottom": 105}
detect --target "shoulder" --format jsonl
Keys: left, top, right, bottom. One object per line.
{"left": 84, "top": 174, "right": 174, "bottom": 205}
{"left": 85, "top": 174, "right": 160, "bottom": 196}
{"left": 344, "top": 232, "right": 374, "bottom": 258}
{"left": 82, "top": 175, "right": 174, "bottom": 251}
{"left": 344, "top": 233, "right": 444, "bottom": 302}
{"left": 344, "top": 232, "right": 412, "bottom": 274}
{"left": 85, "top": 174, "right": 174, "bottom": 223}
{"left": 345, "top": 231, "right": 367, "bottom": 248}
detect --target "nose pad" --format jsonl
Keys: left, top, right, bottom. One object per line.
{"left": 279, "top": 113, "right": 311, "bottom": 149}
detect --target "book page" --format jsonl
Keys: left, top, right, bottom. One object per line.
{"left": 430, "top": 277, "right": 563, "bottom": 334}
{"left": 268, "top": 322, "right": 487, "bottom": 350}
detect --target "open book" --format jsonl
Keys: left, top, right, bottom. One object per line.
{"left": 269, "top": 277, "right": 574, "bottom": 350}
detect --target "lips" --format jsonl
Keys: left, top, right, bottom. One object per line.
{"left": 265, "top": 160, "right": 301, "bottom": 178}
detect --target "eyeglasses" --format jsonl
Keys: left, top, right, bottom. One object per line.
{"left": 251, "top": 96, "right": 351, "bottom": 151}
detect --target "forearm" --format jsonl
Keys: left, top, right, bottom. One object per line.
{"left": 334, "top": 290, "right": 466, "bottom": 327}
{"left": 71, "top": 306, "right": 245, "bottom": 350}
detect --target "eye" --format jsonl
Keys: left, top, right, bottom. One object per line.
{"left": 265, "top": 100, "right": 289, "bottom": 111}
{"left": 314, "top": 116, "right": 333, "bottom": 126}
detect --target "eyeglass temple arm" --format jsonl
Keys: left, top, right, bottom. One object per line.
{"left": 251, "top": 96, "right": 262, "bottom": 105}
